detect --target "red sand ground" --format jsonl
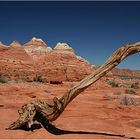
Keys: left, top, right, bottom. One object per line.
{"left": 0, "top": 81, "right": 140, "bottom": 139}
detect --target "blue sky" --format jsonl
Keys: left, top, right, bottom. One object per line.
{"left": 0, "top": 1, "right": 140, "bottom": 70}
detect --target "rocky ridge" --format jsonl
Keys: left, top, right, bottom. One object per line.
{"left": 0, "top": 37, "right": 139, "bottom": 82}
{"left": 0, "top": 37, "right": 95, "bottom": 82}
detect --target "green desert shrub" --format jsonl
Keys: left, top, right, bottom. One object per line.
{"left": 125, "top": 89, "right": 138, "bottom": 95}
{"left": 34, "top": 75, "right": 42, "bottom": 82}
{"left": 111, "top": 81, "right": 119, "bottom": 87}
{"left": 131, "top": 83, "right": 139, "bottom": 89}
{"left": 105, "top": 79, "right": 119, "bottom": 87}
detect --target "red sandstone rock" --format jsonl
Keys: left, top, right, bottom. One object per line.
{"left": 0, "top": 38, "right": 139, "bottom": 83}
{"left": 112, "top": 68, "right": 140, "bottom": 78}
{"left": 0, "top": 38, "right": 94, "bottom": 82}
{"left": 33, "top": 51, "right": 93, "bottom": 82}
{"left": 0, "top": 45, "right": 35, "bottom": 81}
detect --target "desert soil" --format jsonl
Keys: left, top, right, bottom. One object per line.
{"left": 0, "top": 81, "right": 140, "bottom": 139}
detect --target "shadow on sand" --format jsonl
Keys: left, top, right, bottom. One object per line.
{"left": 31, "top": 116, "right": 131, "bottom": 139}
{"left": 19, "top": 115, "right": 135, "bottom": 139}
{"left": 19, "top": 122, "right": 136, "bottom": 139}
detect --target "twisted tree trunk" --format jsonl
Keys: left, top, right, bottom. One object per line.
{"left": 7, "top": 42, "right": 140, "bottom": 130}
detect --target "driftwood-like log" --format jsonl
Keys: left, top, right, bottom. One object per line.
{"left": 7, "top": 42, "right": 140, "bottom": 130}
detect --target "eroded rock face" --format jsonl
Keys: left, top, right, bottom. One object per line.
{"left": 0, "top": 46, "right": 35, "bottom": 81}
{"left": 34, "top": 52, "right": 93, "bottom": 82}
{"left": 0, "top": 38, "right": 94, "bottom": 82}
{"left": 24, "top": 40, "right": 95, "bottom": 82}
{"left": 1, "top": 37, "right": 139, "bottom": 83}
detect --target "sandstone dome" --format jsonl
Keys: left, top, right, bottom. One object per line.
{"left": 54, "top": 42, "right": 74, "bottom": 54}
{"left": 10, "top": 41, "right": 21, "bottom": 47}
{"left": 24, "top": 37, "right": 47, "bottom": 46}
{"left": 23, "top": 37, "right": 51, "bottom": 55}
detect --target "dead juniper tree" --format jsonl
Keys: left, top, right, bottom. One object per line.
{"left": 7, "top": 42, "right": 140, "bottom": 130}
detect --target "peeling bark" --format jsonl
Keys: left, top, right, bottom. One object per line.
{"left": 7, "top": 42, "right": 140, "bottom": 130}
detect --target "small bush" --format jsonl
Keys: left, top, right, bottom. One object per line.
{"left": 125, "top": 89, "right": 138, "bottom": 95}
{"left": 0, "top": 76, "right": 8, "bottom": 83}
{"left": 119, "top": 95, "right": 137, "bottom": 106}
{"left": 34, "top": 75, "right": 42, "bottom": 82}
{"left": 131, "top": 83, "right": 139, "bottom": 89}
{"left": 105, "top": 79, "right": 119, "bottom": 87}
{"left": 111, "top": 81, "right": 119, "bottom": 87}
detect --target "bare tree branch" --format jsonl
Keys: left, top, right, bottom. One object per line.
{"left": 7, "top": 42, "right": 140, "bottom": 131}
